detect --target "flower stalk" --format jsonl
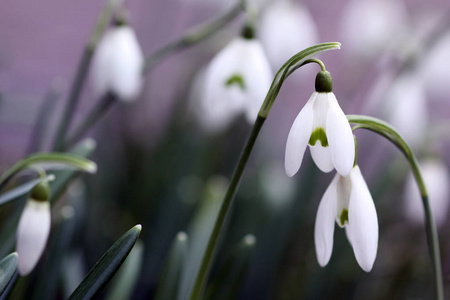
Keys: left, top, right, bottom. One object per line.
{"left": 347, "top": 114, "right": 444, "bottom": 300}
{"left": 189, "top": 42, "right": 341, "bottom": 300}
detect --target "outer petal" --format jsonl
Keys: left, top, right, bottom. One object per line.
{"left": 310, "top": 144, "right": 334, "bottom": 173}
{"left": 16, "top": 200, "right": 51, "bottom": 275}
{"left": 347, "top": 166, "right": 378, "bottom": 272}
{"left": 326, "top": 93, "right": 355, "bottom": 177}
{"left": 285, "top": 94, "right": 315, "bottom": 177}
{"left": 315, "top": 174, "right": 339, "bottom": 267}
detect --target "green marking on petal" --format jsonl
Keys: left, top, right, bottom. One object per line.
{"left": 225, "top": 74, "right": 246, "bottom": 91}
{"left": 308, "top": 127, "right": 329, "bottom": 146}
{"left": 339, "top": 209, "right": 349, "bottom": 226}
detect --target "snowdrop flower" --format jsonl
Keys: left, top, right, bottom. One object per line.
{"left": 386, "top": 74, "right": 428, "bottom": 149}
{"left": 340, "top": 0, "right": 408, "bottom": 58}
{"left": 16, "top": 181, "right": 52, "bottom": 275}
{"left": 404, "top": 159, "right": 450, "bottom": 227}
{"left": 315, "top": 165, "right": 378, "bottom": 272}
{"left": 259, "top": 0, "right": 318, "bottom": 69}
{"left": 285, "top": 71, "right": 355, "bottom": 177}
{"left": 91, "top": 22, "right": 144, "bottom": 102}
{"left": 197, "top": 34, "right": 273, "bottom": 132}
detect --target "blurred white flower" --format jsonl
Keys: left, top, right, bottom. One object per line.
{"left": 91, "top": 24, "right": 144, "bottom": 102}
{"left": 315, "top": 165, "right": 378, "bottom": 272}
{"left": 259, "top": 0, "right": 318, "bottom": 70}
{"left": 16, "top": 198, "right": 51, "bottom": 275}
{"left": 422, "top": 32, "right": 450, "bottom": 99}
{"left": 386, "top": 74, "right": 428, "bottom": 149}
{"left": 285, "top": 72, "right": 354, "bottom": 177}
{"left": 340, "top": 0, "right": 408, "bottom": 58}
{"left": 195, "top": 36, "right": 272, "bottom": 133}
{"left": 404, "top": 158, "right": 450, "bottom": 227}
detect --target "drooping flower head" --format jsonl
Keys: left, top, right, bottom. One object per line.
{"left": 315, "top": 165, "right": 378, "bottom": 272}
{"left": 285, "top": 71, "right": 355, "bottom": 177}
{"left": 16, "top": 180, "right": 52, "bottom": 275}
{"left": 91, "top": 18, "right": 144, "bottom": 102}
{"left": 194, "top": 27, "right": 273, "bottom": 133}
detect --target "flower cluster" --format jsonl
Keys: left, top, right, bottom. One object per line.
{"left": 285, "top": 70, "right": 379, "bottom": 272}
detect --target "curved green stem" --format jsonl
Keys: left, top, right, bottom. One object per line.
{"left": 52, "top": 0, "right": 120, "bottom": 152}
{"left": 258, "top": 42, "right": 340, "bottom": 118}
{"left": 348, "top": 114, "right": 444, "bottom": 300}
{"left": 142, "top": 0, "right": 247, "bottom": 73}
{"left": 189, "top": 42, "right": 341, "bottom": 300}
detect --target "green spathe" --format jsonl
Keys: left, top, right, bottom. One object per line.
{"left": 31, "top": 181, "right": 51, "bottom": 202}
{"left": 309, "top": 127, "right": 329, "bottom": 147}
{"left": 225, "top": 74, "right": 246, "bottom": 91}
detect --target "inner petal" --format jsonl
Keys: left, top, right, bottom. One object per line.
{"left": 310, "top": 144, "right": 334, "bottom": 173}
{"left": 336, "top": 174, "right": 352, "bottom": 227}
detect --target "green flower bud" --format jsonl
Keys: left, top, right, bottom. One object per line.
{"left": 315, "top": 70, "right": 333, "bottom": 93}
{"left": 31, "top": 181, "right": 51, "bottom": 202}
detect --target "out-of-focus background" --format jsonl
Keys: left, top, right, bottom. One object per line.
{"left": 1, "top": 0, "right": 450, "bottom": 299}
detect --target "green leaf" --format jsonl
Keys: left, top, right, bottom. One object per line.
{"left": 205, "top": 235, "right": 256, "bottom": 300}
{"left": 178, "top": 177, "right": 226, "bottom": 300}
{"left": 0, "top": 149, "right": 97, "bottom": 188}
{"left": 0, "top": 252, "right": 18, "bottom": 296}
{"left": 68, "top": 225, "right": 142, "bottom": 300}
{"left": 0, "top": 175, "right": 54, "bottom": 207}
{"left": 259, "top": 42, "right": 341, "bottom": 118}
{"left": 105, "top": 240, "right": 144, "bottom": 300}
{"left": 155, "top": 232, "right": 188, "bottom": 300}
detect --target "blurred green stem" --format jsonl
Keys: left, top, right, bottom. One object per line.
{"left": 348, "top": 114, "right": 444, "bottom": 300}
{"left": 65, "top": 93, "right": 116, "bottom": 149}
{"left": 189, "top": 43, "right": 341, "bottom": 300}
{"left": 142, "top": 0, "right": 247, "bottom": 73}
{"left": 63, "top": 0, "right": 247, "bottom": 149}
{"left": 52, "top": 0, "right": 119, "bottom": 151}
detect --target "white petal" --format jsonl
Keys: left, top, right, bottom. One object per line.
{"left": 347, "top": 166, "right": 378, "bottom": 272}
{"left": 259, "top": 1, "right": 319, "bottom": 69}
{"left": 310, "top": 144, "right": 334, "bottom": 173}
{"left": 91, "top": 26, "right": 144, "bottom": 102}
{"left": 326, "top": 93, "right": 355, "bottom": 177}
{"left": 239, "top": 40, "right": 273, "bottom": 123}
{"left": 16, "top": 200, "right": 51, "bottom": 275}
{"left": 315, "top": 174, "right": 339, "bottom": 267}
{"left": 284, "top": 93, "right": 315, "bottom": 177}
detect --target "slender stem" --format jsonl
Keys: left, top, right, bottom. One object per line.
{"left": 64, "top": 2, "right": 246, "bottom": 149}
{"left": 65, "top": 93, "right": 117, "bottom": 149}
{"left": 52, "top": 0, "right": 118, "bottom": 152}
{"left": 142, "top": 0, "right": 246, "bottom": 73}
{"left": 189, "top": 116, "right": 265, "bottom": 300}
{"left": 348, "top": 114, "right": 444, "bottom": 300}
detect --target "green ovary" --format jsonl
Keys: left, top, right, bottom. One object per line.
{"left": 339, "top": 209, "right": 349, "bottom": 226}
{"left": 309, "top": 127, "right": 328, "bottom": 147}
{"left": 225, "top": 74, "right": 246, "bottom": 91}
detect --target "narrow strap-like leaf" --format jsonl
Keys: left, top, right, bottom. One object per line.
{"left": 155, "top": 232, "right": 188, "bottom": 300}
{"left": 0, "top": 252, "right": 18, "bottom": 296}
{"left": 68, "top": 225, "right": 142, "bottom": 300}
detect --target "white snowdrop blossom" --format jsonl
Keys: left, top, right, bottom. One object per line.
{"left": 197, "top": 36, "right": 273, "bottom": 132}
{"left": 404, "top": 159, "right": 450, "bottom": 227}
{"left": 91, "top": 24, "right": 144, "bottom": 102}
{"left": 259, "top": 0, "right": 318, "bottom": 69}
{"left": 285, "top": 71, "right": 355, "bottom": 177}
{"left": 16, "top": 199, "right": 51, "bottom": 275}
{"left": 386, "top": 74, "right": 428, "bottom": 148}
{"left": 340, "top": 0, "right": 408, "bottom": 58}
{"left": 315, "top": 165, "right": 378, "bottom": 272}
